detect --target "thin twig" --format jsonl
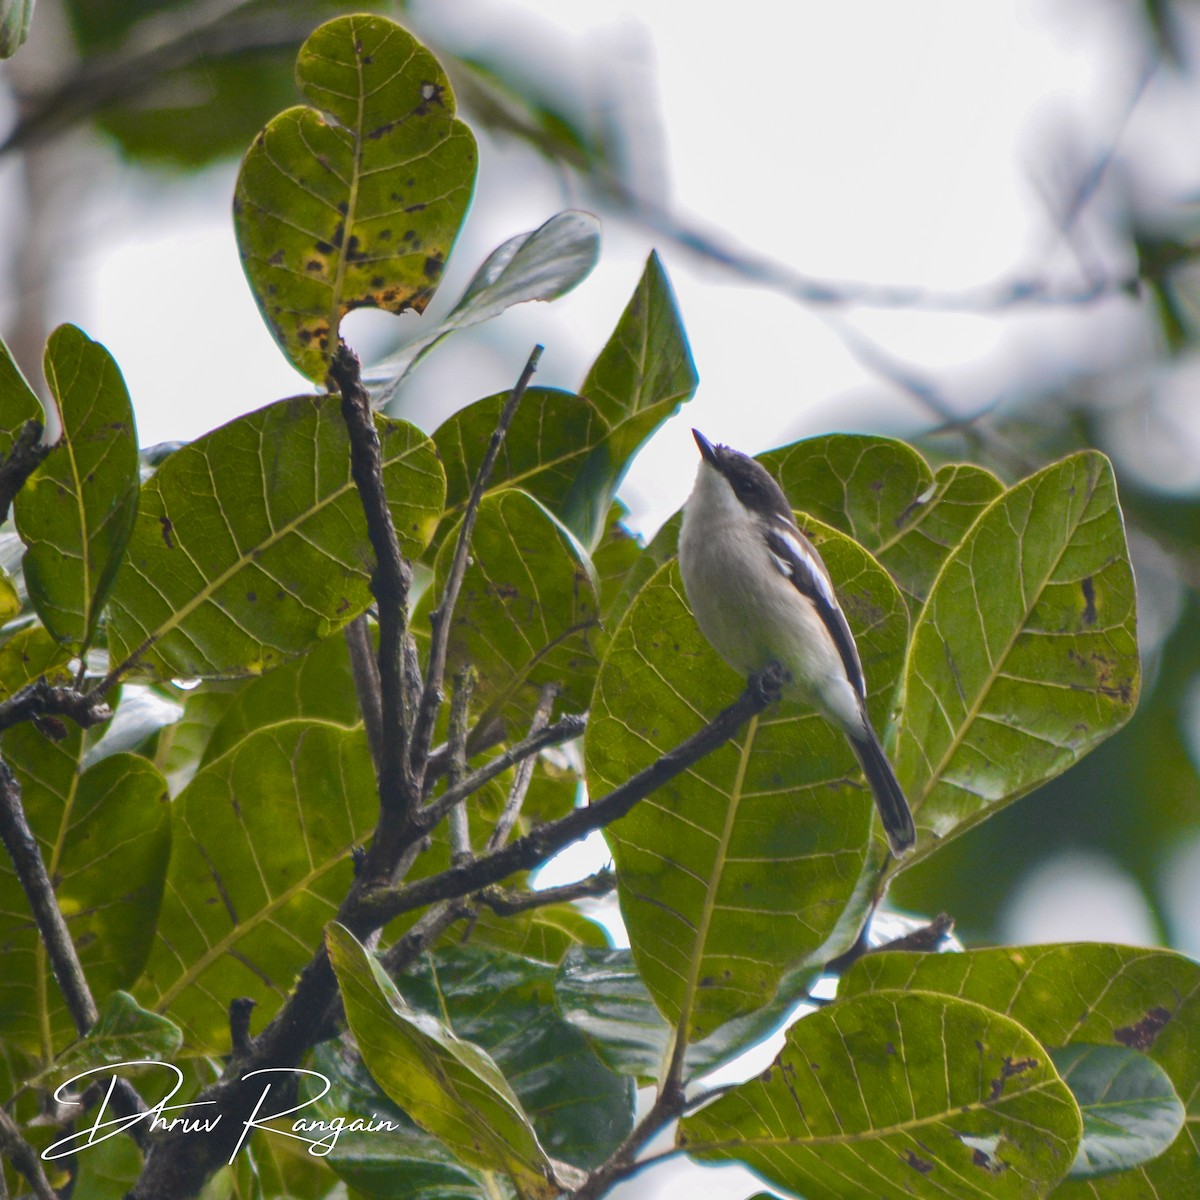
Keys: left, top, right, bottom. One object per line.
{"left": 478, "top": 870, "right": 615, "bottom": 916}
{"left": 446, "top": 666, "right": 476, "bottom": 864}
{"left": 0, "top": 1106, "right": 57, "bottom": 1200}
{"left": 344, "top": 615, "right": 383, "bottom": 773}
{"left": 363, "top": 664, "right": 786, "bottom": 926}
{"left": 0, "top": 419, "right": 49, "bottom": 524}
{"left": 486, "top": 683, "right": 558, "bottom": 852}
{"left": 407, "top": 345, "right": 543, "bottom": 785}
{"left": 329, "top": 343, "right": 419, "bottom": 871}
{"left": 419, "top": 712, "right": 587, "bottom": 834}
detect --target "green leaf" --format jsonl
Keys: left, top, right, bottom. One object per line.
{"left": 152, "top": 679, "right": 244, "bottom": 797}
{"left": 761, "top": 434, "right": 1003, "bottom": 609}
{"left": 840, "top": 943, "right": 1200, "bottom": 1198}
{"left": 39, "top": 991, "right": 181, "bottom": 1085}
{"left": 571, "top": 252, "right": 698, "bottom": 547}
{"left": 463, "top": 902, "right": 606, "bottom": 968}
{"left": 432, "top": 388, "right": 610, "bottom": 535}
{"left": 590, "top": 525, "right": 907, "bottom": 1046}
{"left": 0, "top": 0, "right": 33, "bottom": 59}
{"left": 136, "top": 722, "right": 376, "bottom": 1050}
{"left": 396, "top": 945, "right": 634, "bottom": 1169}
{"left": 1051, "top": 1044, "right": 1184, "bottom": 1179}
{"left": 423, "top": 489, "right": 600, "bottom": 730}
{"left": 326, "top": 923, "right": 570, "bottom": 1199}
{"left": 372, "top": 210, "right": 601, "bottom": 399}
{"left": 13, "top": 326, "right": 139, "bottom": 650}
{"left": 0, "top": 332, "right": 40, "bottom": 459}
{"left": 0, "top": 746, "right": 169, "bottom": 1055}
{"left": 107, "top": 395, "right": 443, "bottom": 680}
{"left": 0, "top": 624, "right": 71, "bottom": 698}
{"left": 678, "top": 990, "right": 1081, "bottom": 1199}
{"left": 235, "top": 14, "right": 476, "bottom": 381}
{"left": 0, "top": 569, "right": 18, "bottom": 622}
{"left": 202, "top": 627, "right": 364, "bottom": 766}
{"left": 555, "top": 946, "right": 818, "bottom": 1085}
{"left": 893, "top": 451, "right": 1139, "bottom": 864}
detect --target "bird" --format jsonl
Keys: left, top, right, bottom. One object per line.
{"left": 678, "top": 428, "right": 916, "bottom": 856}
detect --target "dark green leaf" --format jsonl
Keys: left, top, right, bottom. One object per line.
{"left": 892, "top": 451, "right": 1139, "bottom": 866}
{"left": 0, "top": 624, "right": 70, "bottom": 698}
{"left": 423, "top": 489, "right": 600, "bottom": 730}
{"left": 571, "top": 252, "right": 698, "bottom": 546}
{"left": 0, "top": 332, "right": 40, "bottom": 459}
{"left": 327, "top": 923, "right": 571, "bottom": 1198}
{"left": 0, "top": 747, "right": 169, "bottom": 1054}
{"left": 135, "top": 723, "right": 375, "bottom": 1050}
{"left": 761, "top": 434, "right": 1003, "bottom": 609}
{"left": 107, "top": 395, "right": 443, "bottom": 680}
{"left": 1051, "top": 1044, "right": 1184, "bottom": 1179}
{"left": 678, "top": 990, "right": 1081, "bottom": 1198}
{"left": 591, "top": 525, "right": 907, "bottom": 1046}
{"left": 235, "top": 14, "right": 476, "bottom": 381}
{"left": 13, "top": 326, "right": 139, "bottom": 650}
{"left": 372, "top": 211, "right": 601, "bottom": 398}
{"left": 840, "top": 943, "right": 1200, "bottom": 1198}
{"left": 397, "top": 945, "right": 634, "bottom": 1169}
{"left": 0, "top": 0, "right": 33, "bottom": 59}
{"left": 39, "top": 991, "right": 181, "bottom": 1085}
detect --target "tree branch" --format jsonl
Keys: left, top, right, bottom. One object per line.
{"left": 0, "top": 677, "right": 112, "bottom": 735}
{"left": 0, "top": 418, "right": 49, "bottom": 524}
{"left": 363, "top": 664, "right": 786, "bottom": 925}
{"left": 486, "top": 683, "right": 558, "bottom": 852}
{"left": 477, "top": 869, "right": 614, "bottom": 916}
{"left": 407, "top": 345, "right": 543, "bottom": 785}
{"left": 344, "top": 614, "right": 383, "bottom": 773}
{"left": 445, "top": 666, "right": 476, "bottom": 864}
{"left": 328, "top": 343, "right": 420, "bottom": 873}
{"left": 0, "top": 1105, "right": 58, "bottom": 1200}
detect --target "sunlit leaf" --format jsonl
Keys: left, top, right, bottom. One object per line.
{"left": 13, "top": 325, "right": 139, "bottom": 650}
{"left": 0, "top": 569, "right": 18, "bottom": 622}
{"left": 892, "top": 451, "right": 1139, "bottom": 865}
{"left": 136, "top": 722, "right": 376, "bottom": 1050}
{"left": 372, "top": 210, "right": 600, "bottom": 400}
{"left": 841, "top": 942, "right": 1200, "bottom": 1198}
{"left": 107, "top": 395, "right": 443, "bottom": 680}
{"left": 591, "top": 523, "right": 907, "bottom": 1045}
{"left": 678, "top": 990, "right": 1081, "bottom": 1198}
{"left": 235, "top": 14, "right": 476, "bottom": 381}
{"left": 327, "top": 923, "right": 570, "bottom": 1198}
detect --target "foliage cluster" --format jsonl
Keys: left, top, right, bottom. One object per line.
{"left": 0, "top": 10, "right": 1195, "bottom": 1200}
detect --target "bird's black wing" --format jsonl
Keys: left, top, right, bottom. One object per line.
{"left": 763, "top": 519, "right": 867, "bottom": 700}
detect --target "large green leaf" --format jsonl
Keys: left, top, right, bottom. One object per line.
{"left": 590, "top": 524, "right": 907, "bottom": 1045}
{"left": 0, "top": 624, "right": 70, "bottom": 699}
{"left": 107, "top": 395, "right": 443, "bottom": 680}
{"left": 423, "top": 489, "right": 600, "bottom": 729}
{"left": 372, "top": 210, "right": 601, "bottom": 401}
{"left": 136, "top": 722, "right": 376, "bottom": 1050}
{"left": 1051, "top": 1044, "right": 1185, "bottom": 1179}
{"left": 0, "top": 743, "right": 169, "bottom": 1056}
{"left": 396, "top": 945, "right": 634, "bottom": 1169}
{"left": 235, "top": 14, "right": 476, "bottom": 381}
{"left": 678, "top": 990, "right": 1081, "bottom": 1198}
{"left": 761, "top": 434, "right": 1003, "bottom": 609}
{"left": 327, "top": 923, "right": 571, "bottom": 1199}
{"left": 892, "top": 451, "right": 1138, "bottom": 865}
{"left": 841, "top": 943, "right": 1200, "bottom": 1197}
{"left": 570, "top": 252, "right": 698, "bottom": 546}
{"left": 13, "top": 326, "right": 139, "bottom": 650}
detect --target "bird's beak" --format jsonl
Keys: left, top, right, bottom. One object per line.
{"left": 692, "top": 428, "right": 718, "bottom": 465}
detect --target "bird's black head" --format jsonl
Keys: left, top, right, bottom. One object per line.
{"left": 692, "top": 429, "right": 794, "bottom": 520}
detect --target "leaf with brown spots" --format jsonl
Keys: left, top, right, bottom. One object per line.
{"left": 678, "top": 990, "right": 1081, "bottom": 1199}
{"left": 234, "top": 15, "right": 476, "bottom": 381}
{"left": 890, "top": 451, "right": 1140, "bottom": 870}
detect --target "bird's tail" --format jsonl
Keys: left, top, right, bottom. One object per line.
{"left": 848, "top": 722, "right": 916, "bottom": 856}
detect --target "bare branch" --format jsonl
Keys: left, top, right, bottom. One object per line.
{"left": 486, "top": 683, "right": 558, "bottom": 852}
{"left": 0, "top": 419, "right": 50, "bottom": 524}
{"left": 478, "top": 870, "right": 614, "bottom": 916}
{"left": 0, "top": 677, "right": 112, "bottom": 735}
{"left": 446, "top": 666, "right": 476, "bottom": 864}
{"left": 0, "top": 1106, "right": 58, "bottom": 1200}
{"left": 408, "top": 345, "right": 543, "bottom": 784}
{"left": 344, "top": 615, "right": 383, "bottom": 772}
{"left": 420, "top": 712, "right": 587, "bottom": 833}
{"left": 364, "top": 664, "right": 786, "bottom": 926}
{"left": 328, "top": 343, "right": 420, "bottom": 871}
